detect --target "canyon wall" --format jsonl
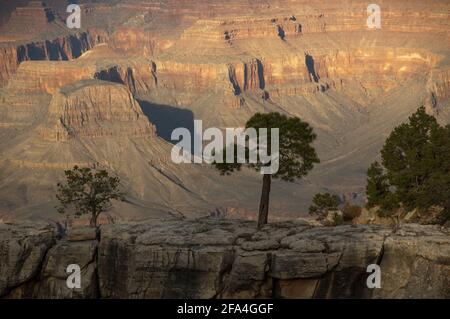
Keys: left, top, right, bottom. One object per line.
{"left": 110, "top": 27, "right": 175, "bottom": 58}
{"left": 148, "top": 46, "right": 439, "bottom": 109}
{"left": 0, "top": 220, "right": 449, "bottom": 299}
{"left": 0, "top": 30, "right": 107, "bottom": 87}
{"left": 138, "top": 2, "right": 449, "bottom": 109}
{"left": 428, "top": 68, "right": 450, "bottom": 112}
{"left": 2, "top": 0, "right": 449, "bottom": 105}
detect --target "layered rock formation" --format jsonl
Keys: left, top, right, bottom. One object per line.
{"left": 0, "top": 44, "right": 156, "bottom": 138}
{"left": 38, "top": 80, "right": 156, "bottom": 141}
{"left": 0, "top": 40, "right": 317, "bottom": 222}
{"left": 0, "top": 0, "right": 126, "bottom": 87}
{"left": 0, "top": 0, "right": 449, "bottom": 220}
{"left": 0, "top": 77, "right": 207, "bottom": 214}
{"left": 0, "top": 30, "right": 107, "bottom": 87}
{"left": 0, "top": 220, "right": 448, "bottom": 299}
{"left": 0, "top": 1, "right": 61, "bottom": 39}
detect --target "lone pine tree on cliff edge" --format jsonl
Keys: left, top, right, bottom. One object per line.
{"left": 213, "top": 112, "right": 320, "bottom": 228}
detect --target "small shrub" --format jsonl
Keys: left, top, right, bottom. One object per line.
{"left": 323, "top": 210, "right": 344, "bottom": 226}
{"left": 332, "top": 213, "right": 344, "bottom": 226}
{"left": 309, "top": 192, "right": 340, "bottom": 219}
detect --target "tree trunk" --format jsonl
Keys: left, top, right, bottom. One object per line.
{"left": 90, "top": 209, "right": 97, "bottom": 228}
{"left": 257, "top": 174, "right": 271, "bottom": 228}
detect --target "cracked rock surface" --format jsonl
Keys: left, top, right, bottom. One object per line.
{"left": 0, "top": 219, "right": 449, "bottom": 298}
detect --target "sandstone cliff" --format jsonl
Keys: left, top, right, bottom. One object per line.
{"left": 0, "top": 219, "right": 448, "bottom": 299}
{"left": 0, "top": 30, "right": 107, "bottom": 87}
{"left": 0, "top": 1, "right": 117, "bottom": 87}
{"left": 38, "top": 80, "right": 156, "bottom": 141}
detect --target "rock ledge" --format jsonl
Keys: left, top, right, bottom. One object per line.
{"left": 0, "top": 219, "right": 448, "bottom": 299}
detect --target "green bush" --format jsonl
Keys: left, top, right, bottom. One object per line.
{"left": 309, "top": 192, "right": 340, "bottom": 219}
{"left": 332, "top": 213, "right": 344, "bottom": 226}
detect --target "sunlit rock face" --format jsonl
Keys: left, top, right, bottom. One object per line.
{"left": 0, "top": 0, "right": 449, "bottom": 221}
{"left": 38, "top": 80, "right": 157, "bottom": 142}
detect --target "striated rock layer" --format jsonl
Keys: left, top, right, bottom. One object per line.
{"left": 38, "top": 80, "right": 156, "bottom": 141}
{"left": 0, "top": 30, "right": 107, "bottom": 87}
{"left": 0, "top": 220, "right": 449, "bottom": 299}
{"left": 0, "top": 0, "right": 449, "bottom": 219}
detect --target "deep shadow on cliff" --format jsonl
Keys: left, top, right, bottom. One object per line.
{"left": 138, "top": 100, "right": 195, "bottom": 143}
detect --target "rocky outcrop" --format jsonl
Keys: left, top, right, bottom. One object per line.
{"left": 0, "top": 1, "right": 61, "bottom": 39}
{"left": 3, "top": 45, "right": 153, "bottom": 96}
{"left": 93, "top": 62, "right": 156, "bottom": 96}
{"left": 0, "top": 219, "right": 448, "bottom": 299}
{"left": 0, "top": 30, "right": 107, "bottom": 87}
{"left": 373, "top": 224, "right": 450, "bottom": 298}
{"left": 0, "top": 1, "right": 108, "bottom": 87}
{"left": 427, "top": 68, "right": 450, "bottom": 113}
{"left": 15, "top": 31, "right": 107, "bottom": 63}
{"left": 4, "top": 60, "right": 97, "bottom": 94}
{"left": 38, "top": 80, "right": 156, "bottom": 141}
{"left": 0, "top": 222, "right": 56, "bottom": 297}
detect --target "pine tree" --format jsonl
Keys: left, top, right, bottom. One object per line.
{"left": 366, "top": 107, "right": 450, "bottom": 222}
{"left": 56, "top": 166, "right": 125, "bottom": 227}
{"left": 213, "top": 112, "right": 319, "bottom": 228}
{"left": 366, "top": 161, "right": 393, "bottom": 208}
{"left": 381, "top": 106, "right": 441, "bottom": 210}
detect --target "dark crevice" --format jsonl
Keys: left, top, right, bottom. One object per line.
{"left": 228, "top": 65, "right": 242, "bottom": 95}
{"left": 256, "top": 59, "right": 265, "bottom": 90}
{"left": 376, "top": 234, "right": 388, "bottom": 266}
{"left": 212, "top": 249, "right": 235, "bottom": 299}
{"left": 1, "top": 235, "right": 56, "bottom": 298}
{"left": 305, "top": 53, "right": 320, "bottom": 83}
{"left": 94, "top": 229, "right": 102, "bottom": 298}
{"left": 150, "top": 61, "right": 158, "bottom": 85}
{"left": 94, "top": 66, "right": 124, "bottom": 85}
{"left": 277, "top": 25, "right": 286, "bottom": 40}
{"left": 44, "top": 8, "right": 56, "bottom": 23}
